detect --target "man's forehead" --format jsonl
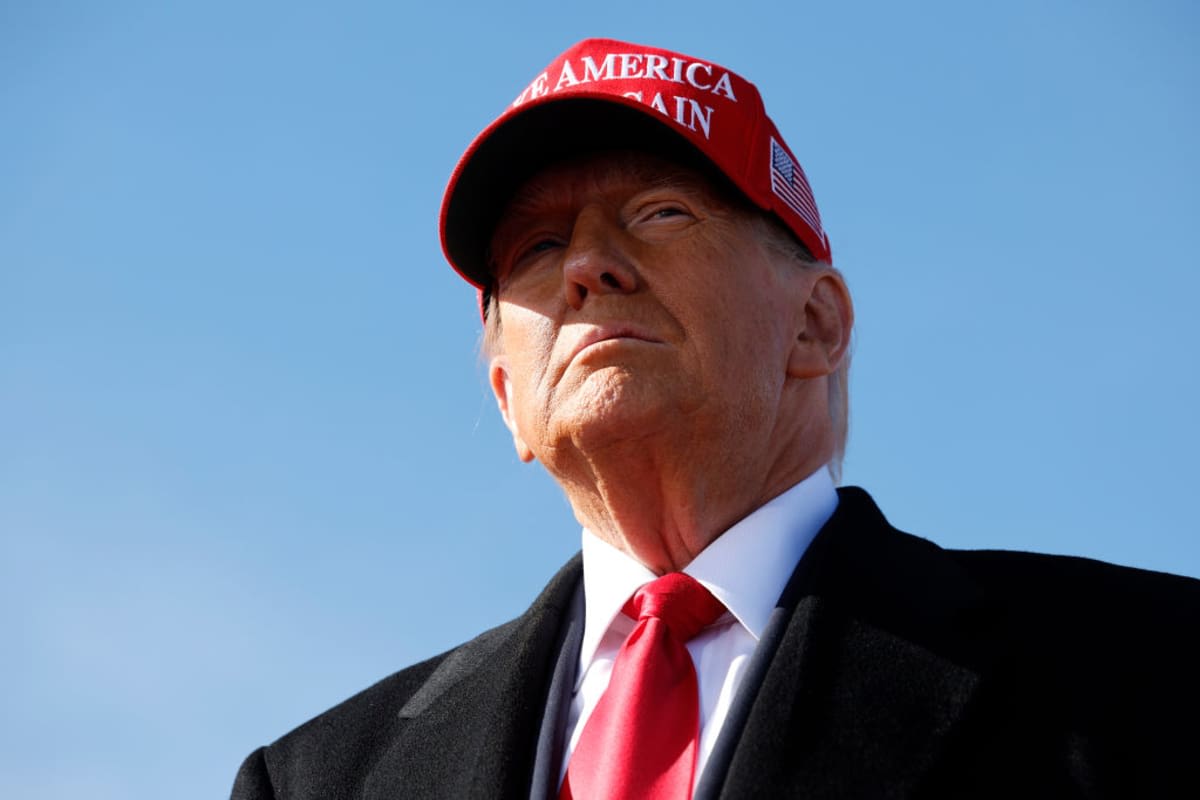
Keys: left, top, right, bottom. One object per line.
{"left": 496, "top": 150, "right": 725, "bottom": 227}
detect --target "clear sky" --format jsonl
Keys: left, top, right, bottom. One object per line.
{"left": 2, "top": 1, "right": 1197, "bottom": 797}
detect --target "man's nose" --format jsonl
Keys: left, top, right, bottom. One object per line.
{"left": 561, "top": 207, "right": 639, "bottom": 310}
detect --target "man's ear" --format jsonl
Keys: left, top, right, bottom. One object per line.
{"left": 488, "top": 356, "right": 536, "bottom": 463}
{"left": 787, "top": 270, "right": 854, "bottom": 379}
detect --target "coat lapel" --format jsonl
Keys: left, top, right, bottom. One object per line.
{"left": 528, "top": 582, "right": 585, "bottom": 800}
{"left": 716, "top": 488, "right": 991, "bottom": 799}
{"left": 363, "top": 555, "right": 582, "bottom": 800}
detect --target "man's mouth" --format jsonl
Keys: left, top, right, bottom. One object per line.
{"left": 569, "top": 325, "right": 663, "bottom": 363}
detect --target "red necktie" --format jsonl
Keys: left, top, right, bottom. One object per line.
{"left": 561, "top": 572, "right": 725, "bottom": 800}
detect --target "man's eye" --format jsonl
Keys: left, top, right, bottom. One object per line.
{"left": 637, "top": 204, "right": 692, "bottom": 224}
{"left": 518, "top": 238, "right": 562, "bottom": 261}
{"left": 527, "top": 238, "right": 561, "bottom": 253}
{"left": 505, "top": 237, "right": 562, "bottom": 275}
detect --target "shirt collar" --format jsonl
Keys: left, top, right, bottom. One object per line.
{"left": 577, "top": 467, "right": 839, "bottom": 673}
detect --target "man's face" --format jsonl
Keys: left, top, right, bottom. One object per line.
{"left": 486, "top": 151, "right": 816, "bottom": 464}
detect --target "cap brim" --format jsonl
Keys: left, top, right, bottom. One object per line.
{"left": 440, "top": 97, "right": 717, "bottom": 288}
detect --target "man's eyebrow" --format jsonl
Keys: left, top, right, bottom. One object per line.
{"left": 507, "top": 167, "right": 708, "bottom": 215}
{"left": 501, "top": 184, "right": 564, "bottom": 224}
{"left": 629, "top": 176, "right": 711, "bottom": 201}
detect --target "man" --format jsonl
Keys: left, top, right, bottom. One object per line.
{"left": 232, "top": 39, "right": 1199, "bottom": 799}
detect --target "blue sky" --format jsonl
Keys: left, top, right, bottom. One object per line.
{"left": 2, "top": 1, "right": 1197, "bottom": 797}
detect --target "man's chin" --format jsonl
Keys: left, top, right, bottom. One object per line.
{"left": 555, "top": 397, "right": 686, "bottom": 454}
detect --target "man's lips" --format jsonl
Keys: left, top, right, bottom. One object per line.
{"left": 567, "top": 325, "right": 664, "bottom": 364}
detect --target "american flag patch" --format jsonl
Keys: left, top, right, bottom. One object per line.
{"left": 769, "top": 137, "right": 822, "bottom": 236}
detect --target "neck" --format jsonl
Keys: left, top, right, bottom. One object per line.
{"left": 547, "top": 417, "right": 833, "bottom": 574}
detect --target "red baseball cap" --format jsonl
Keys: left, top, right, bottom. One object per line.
{"left": 439, "top": 38, "right": 831, "bottom": 291}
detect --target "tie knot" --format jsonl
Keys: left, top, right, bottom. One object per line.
{"left": 623, "top": 572, "right": 725, "bottom": 642}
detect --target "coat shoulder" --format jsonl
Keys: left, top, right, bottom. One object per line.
{"left": 240, "top": 619, "right": 519, "bottom": 799}
{"left": 835, "top": 486, "right": 1200, "bottom": 644}
{"left": 946, "top": 547, "right": 1200, "bottom": 704}
{"left": 233, "top": 554, "right": 583, "bottom": 799}
{"left": 829, "top": 489, "right": 1200, "bottom": 795}
{"left": 947, "top": 547, "right": 1200, "bottom": 642}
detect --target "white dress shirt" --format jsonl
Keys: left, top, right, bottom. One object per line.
{"left": 557, "top": 467, "right": 839, "bottom": 791}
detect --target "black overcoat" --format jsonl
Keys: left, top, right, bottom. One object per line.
{"left": 232, "top": 488, "right": 1200, "bottom": 799}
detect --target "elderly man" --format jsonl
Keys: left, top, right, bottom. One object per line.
{"left": 232, "top": 39, "right": 1199, "bottom": 800}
